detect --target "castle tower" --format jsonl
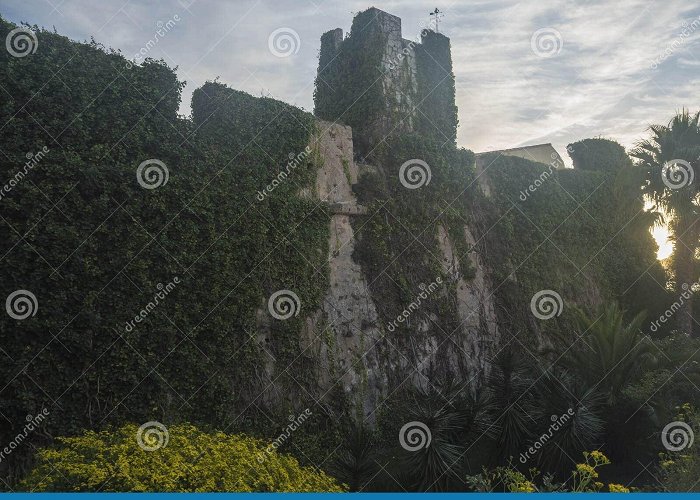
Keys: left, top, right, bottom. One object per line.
{"left": 314, "top": 8, "right": 457, "bottom": 159}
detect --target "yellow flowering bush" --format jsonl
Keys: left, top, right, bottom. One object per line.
{"left": 19, "top": 423, "right": 345, "bottom": 492}
{"left": 571, "top": 450, "right": 611, "bottom": 492}
{"left": 466, "top": 451, "right": 629, "bottom": 493}
{"left": 609, "top": 483, "right": 631, "bottom": 492}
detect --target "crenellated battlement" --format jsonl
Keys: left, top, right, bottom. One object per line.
{"left": 314, "top": 7, "right": 458, "bottom": 159}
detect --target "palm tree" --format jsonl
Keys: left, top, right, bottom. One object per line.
{"left": 569, "top": 303, "right": 654, "bottom": 403}
{"left": 631, "top": 110, "right": 700, "bottom": 335}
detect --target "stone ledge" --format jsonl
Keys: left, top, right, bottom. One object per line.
{"left": 327, "top": 202, "right": 368, "bottom": 216}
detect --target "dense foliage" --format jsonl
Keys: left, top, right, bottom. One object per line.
{"left": 482, "top": 152, "right": 669, "bottom": 339}
{"left": 1, "top": 12, "right": 696, "bottom": 494}
{"left": 20, "top": 424, "right": 345, "bottom": 492}
{"left": 414, "top": 30, "right": 458, "bottom": 144}
{"left": 568, "top": 138, "right": 633, "bottom": 171}
{"left": 0, "top": 17, "right": 329, "bottom": 483}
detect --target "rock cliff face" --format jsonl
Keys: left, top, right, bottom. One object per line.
{"left": 284, "top": 119, "right": 501, "bottom": 418}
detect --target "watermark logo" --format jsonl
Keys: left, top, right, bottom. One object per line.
{"left": 387, "top": 277, "right": 443, "bottom": 332}
{"left": 399, "top": 159, "right": 431, "bottom": 189}
{"left": 268, "top": 28, "right": 300, "bottom": 58}
{"left": 385, "top": 17, "right": 438, "bottom": 72}
{"left": 6, "top": 290, "right": 38, "bottom": 320}
{"left": 530, "top": 28, "right": 563, "bottom": 58}
{"left": 6, "top": 27, "right": 38, "bottom": 58}
{"left": 122, "top": 277, "right": 180, "bottom": 333}
{"left": 137, "top": 159, "right": 169, "bottom": 189}
{"left": 519, "top": 148, "right": 570, "bottom": 201}
{"left": 662, "top": 421, "right": 694, "bottom": 451}
{"left": 650, "top": 282, "right": 698, "bottom": 332}
{"left": 268, "top": 290, "right": 301, "bottom": 320}
{"left": 520, "top": 409, "right": 574, "bottom": 463}
{"left": 0, "top": 146, "right": 49, "bottom": 203}
{"left": 661, "top": 159, "right": 694, "bottom": 190}
{"left": 0, "top": 408, "right": 49, "bottom": 463}
{"left": 257, "top": 146, "right": 311, "bottom": 201}
{"left": 399, "top": 421, "right": 431, "bottom": 451}
{"left": 650, "top": 16, "right": 700, "bottom": 69}
{"left": 530, "top": 289, "right": 563, "bottom": 320}
{"left": 136, "top": 421, "right": 169, "bottom": 451}
{"left": 256, "top": 409, "right": 312, "bottom": 463}
{"left": 126, "top": 15, "right": 181, "bottom": 69}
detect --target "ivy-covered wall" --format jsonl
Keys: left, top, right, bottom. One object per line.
{"left": 415, "top": 30, "right": 458, "bottom": 145}
{"left": 479, "top": 153, "right": 671, "bottom": 345}
{"left": 0, "top": 19, "right": 330, "bottom": 481}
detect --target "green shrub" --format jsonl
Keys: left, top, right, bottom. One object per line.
{"left": 568, "top": 138, "right": 633, "bottom": 171}
{"left": 20, "top": 424, "right": 345, "bottom": 492}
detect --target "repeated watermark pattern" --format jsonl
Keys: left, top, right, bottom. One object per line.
{"left": 387, "top": 277, "right": 443, "bottom": 332}
{"left": 530, "top": 289, "right": 563, "bottom": 320}
{"left": 399, "top": 421, "right": 432, "bottom": 451}
{"left": 519, "top": 408, "right": 574, "bottom": 463}
{"left": 122, "top": 277, "right": 180, "bottom": 332}
{"left": 5, "top": 290, "right": 38, "bottom": 320}
{"left": 136, "top": 421, "right": 170, "bottom": 451}
{"left": 256, "top": 409, "right": 312, "bottom": 463}
{"left": 661, "top": 420, "right": 694, "bottom": 452}
{"left": 385, "top": 18, "right": 437, "bottom": 71}
{"left": 530, "top": 28, "right": 563, "bottom": 58}
{"left": 519, "top": 147, "right": 571, "bottom": 201}
{"left": 268, "top": 289, "right": 301, "bottom": 320}
{"left": 399, "top": 158, "right": 431, "bottom": 189}
{"left": 268, "top": 27, "right": 300, "bottom": 58}
{"left": 137, "top": 159, "right": 169, "bottom": 189}
{"left": 650, "top": 16, "right": 700, "bottom": 69}
{"left": 126, "top": 15, "right": 182, "bottom": 69}
{"left": 649, "top": 282, "right": 699, "bottom": 332}
{"left": 661, "top": 159, "right": 694, "bottom": 190}
{"left": 5, "top": 27, "right": 38, "bottom": 58}
{"left": 0, "top": 408, "right": 49, "bottom": 463}
{"left": 0, "top": 146, "right": 49, "bottom": 203}
{"left": 256, "top": 146, "right": 312, "bottom": 201}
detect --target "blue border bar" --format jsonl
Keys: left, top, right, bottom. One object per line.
{"left": 3, "top": 495, "right": 700, "bottom": 498}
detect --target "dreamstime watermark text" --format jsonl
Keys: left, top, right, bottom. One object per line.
{"left": 126, "top": 15, "right": 181, "bottom": 69}
{"left": 650, "top": 281, "right": 699, "bottom": 332}
{"left": 0, "top": 147, "right": 49, "bottom": 203}
{"left": 0, "top": 408, "right": 49, "bottom": 462}
{"left": 519, "top": 408, "right": 574, "bottom": 463}
{"left": 519, "top": 146, "right": 571, "bottom": 201}
{"left": 256, "top": 409, "right": 312, "bottom": 463}
{"left": 121, "top": 277, "right": 180, "bottom": 332}
{"left": 257, "top": 146, "right": 311, "bottom": 201}
{"left": 387, "top": 277, "right": 443, "bottom": 332}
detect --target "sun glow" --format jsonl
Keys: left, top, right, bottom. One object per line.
{"left": 651, "top": 225, "right": 674, "bottom": 261}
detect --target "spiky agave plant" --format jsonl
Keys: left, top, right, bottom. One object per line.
{"left": 532, "top": 369, "right": 605, "bottom": 475}
{"left": 397, "top": 382, "right": 492, "bottom": 491}
{"left": 486, "top": 351, "right": 541, "bottom": 463}
{"left": 330, "top": 422, "right": 378, "bottom": 491}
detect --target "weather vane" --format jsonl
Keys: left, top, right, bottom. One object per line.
{"left": 430, "top": 8, "right": 444, "bottom": 33}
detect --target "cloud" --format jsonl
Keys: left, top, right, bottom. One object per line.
{"left": 2, "top": 0, "right": 699, "bottom": 163}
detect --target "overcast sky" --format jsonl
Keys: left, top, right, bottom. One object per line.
{"left": 3, "top": 0, "right": 700, "bottom": 164}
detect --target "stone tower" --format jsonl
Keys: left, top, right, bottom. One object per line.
{"left": 314, "top": 7, "right": 458, "bottom": 159}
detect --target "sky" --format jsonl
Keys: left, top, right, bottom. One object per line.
{"left": 3, "top": 0, "right": 699, "bottom": 257}
{"left": 3, "top": 0, "right": 699, "bottom": 159}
